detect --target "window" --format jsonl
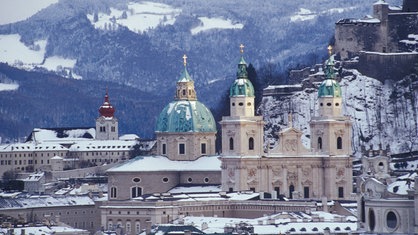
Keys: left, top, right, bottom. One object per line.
{"left": 204, "top": 177, "right": 209, "bottom": 183}
{"left": 162, "top": 177, "right": 169, "bottom": 183}
{"left": 289, "top": 185, "right": 295, "bottom": 199}
{"left": 250, "top": 187, "right": 255, "bottom": 192}
{"left": 318, "top": 137, "right": 322, "bottom": 150}
{"left": 131, "top": 186, "right": 142, "bottom": 198}
{"left": 338, "top": 187, "right": 344, "bottom": 198}
{"left": 304, "top": 187, "right": 309, "bottom": 198}
{"left": 249, "top": 137, "right": 254, "bottom": 150}
{"left": 126, "top": 221, "right": 131, "bottom": 233}
{"left": 369, "top": 209, "right": 376, "bottom": 231}
{"left": 132, "top": 177, "right": 141, "bottom": 183}
{"left": 187, "top": 177, "right": 193, "bottom": 183}
{"left": 100, "top": 126, "right": 106, "bottom": 132}
{"left": 239, "top": 102, "right": 244, "bottom": 106}
{"left": 247, "top": 102, "right": 251, "bottom": 106}
{"left": 182, "top": 90, "right": 186, "bottom": 96}
{"left": 201, "top": 143, "right": 206, "bottom": 155}
{"left": 337, "top": 137, "right": 342, "bottom": 149}
{"left": 274, "top": 187, "right": 280, "bottom": 196}
{"left": 135, "top": 221, "right": 141, "bottom": 233}
{"left": 111, "top": 126, "right": 116, "bottom": 132}
{"left": 162, "top": 143, "right": 166, "bottom": 155}
{"left": 229, "top": 187, "right": 233, "bottom": 193}
{"left": 179, "top": 143, "right": 185, "bottom": 155}
{"left": 108, "top": 221, "right": 113, "bottom": 230}
{"left": 386, "top": 211, "right": 397, "bottom": 229}
{"left": 229, "top": 138, "right": 234, "bottom": 150}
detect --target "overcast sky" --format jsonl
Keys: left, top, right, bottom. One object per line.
{"left": 0, "top": 0, "right": 58, "bottom": 25}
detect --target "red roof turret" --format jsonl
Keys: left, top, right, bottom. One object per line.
{"left": 99, "top": 91, "right": 115, "bottom": 118}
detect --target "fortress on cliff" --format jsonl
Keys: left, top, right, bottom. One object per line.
{"left": 334, "top": 0, "right": 418, "bottom": 81}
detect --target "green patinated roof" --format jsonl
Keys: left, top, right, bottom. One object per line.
{"left": 318, "top": 54, "right": 342, "bottom": 97}
{"left": 177, "top": 67, "right": 192, "bottom": 82}
{"left": 318, "top": 79, "right": 342, "bottom": 97}
{"left": 230, "top": 56, "right": 255, "bottom": 97}
{"left": 156, "top": 100, "right": 217, "bottom": 133}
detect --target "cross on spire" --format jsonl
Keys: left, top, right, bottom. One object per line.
{"left": 239, "top": 44, "right": 245, "bottom": 54}
{"left": 183, "top": 54, "right": 188, "bottom": 67}
{"left": 327, "top": 45, "right": 333, "bottom": 56}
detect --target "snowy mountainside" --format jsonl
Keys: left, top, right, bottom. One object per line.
{"left": 0, "top": 0, "right": 404, "bottom": 141}
{"left": 261, "top": 69, "right": 418, "bottom": 157}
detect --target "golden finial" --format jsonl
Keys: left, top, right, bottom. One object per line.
{"left": 239, "top": 44, "right": 245, "bottom": 54}
{"left": 327, "top": 45, "right": 333, "bottom": 56}
{"left": 183, "top": 54, "right": 187, "bottom": 67}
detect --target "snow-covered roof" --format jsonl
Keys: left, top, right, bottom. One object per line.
{"left": 168, "top": 185, "right": 221, "bottom": 194}
{"left": 27, "top": 127, "right": 96, "bottom": 143}
{"left": 0, "top": 226, "right": 89, "bottom": 235}
{"left": 180, "top": 211, "right": 358, "bottom": 234}
{"left": 23, "top": 172, "right": 45, "bottom": 182}
{"left": 107, "top": 155, "right": 221, "bottom": 172}
{"left": 119, "top": 134, "right": 140, "bottom": 140}
{"left": 0, "top": 195, "right": 95, "bottom": 209}
{"left": 68, "top": 139, "right": 137, "bottom": 151}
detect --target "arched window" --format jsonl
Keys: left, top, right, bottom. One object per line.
{"left": 131, "top": 186, "right": 142, "bottom": 198}
{"left": 110, "top": 187, "right": 117, "bottom": 198}
{"left": 289, "top": 185, "right": 295, "bottom": 199}
{"left": 337, "top": 137, "right": 342, "bottom": 149}
{"left": 126, "top": 221, "right": 131, "bottom": 233}
{"left": 369, "top": 209, "right": 376, "bottom": 231}
{"left": 135, "top": 221, "right": 141, "bottom": 233}
{"left": 229, "top": 138, "right": 234, "bottom": 150}
{"left": 386, "top": 211, "right": 397, "bottom": 229}
{"left": 249, "top": 137, "right": 254, "bottom": 150}
{"left": 318, "top": 137, "right": 322, "bottom": 150}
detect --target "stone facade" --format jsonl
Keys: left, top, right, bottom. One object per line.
{"left": 335, "top": 0, "right": 418, "bottom": 60}
{"left": 220, "top": 52, "right": 353, "bottom": 200}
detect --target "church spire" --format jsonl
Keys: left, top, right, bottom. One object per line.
{"left": 99, "top": 89, "right": 115, "bottom": 118}
{"left": 237, "top": 44, "right": 248, "bottom": 79}
{"left": 324, "top": 45, "right": 336, "bottom": 80}
{"left": 175, "top": 54, "right": 197, "bottom": 101}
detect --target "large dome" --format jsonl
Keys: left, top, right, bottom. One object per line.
{"left": 156, "top": 100, "right": 216, "bottom": 133}
{"left": 318, "top": 79, "right": 342, "bottom": 98}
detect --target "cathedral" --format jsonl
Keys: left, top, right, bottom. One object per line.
{"left": 220, "top": 45, "right": 353, "bottom": 200}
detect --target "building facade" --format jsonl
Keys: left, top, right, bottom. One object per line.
{"left": 220, "top": 47, "right": 353, "bottom": 200}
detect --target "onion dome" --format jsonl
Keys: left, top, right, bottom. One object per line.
{"left": 99, "top": 90, "right": 115, "bottom": 118}
{"left": 156, "top": 55, "right": 216, "bottom": 133}
{"left": 230, "top": 44, "right": 255, "bottom": 97}
{"left": 318, "top": 45, "right": 342, "bottom": 98}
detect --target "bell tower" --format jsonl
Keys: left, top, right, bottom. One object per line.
{"left": 96, "top": 90, "right": 119, "bottom": 140}
{"left": 220, "top": 44, "right": 264, "bottom": 157}
{"left": 310, "top": 46, "right": 352, "bottom": 156}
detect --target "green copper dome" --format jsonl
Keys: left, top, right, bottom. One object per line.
{"left": 156, "top": 100, "right": 217, "bottom": 133}
{"left": 318, "top": 49, "right": 341, "bottom": 97}
{"left": 318, "top": 79, "right": 342, "bottom": 97}
{"left": 230, "top": 56, "right": 255, "bottom": 97}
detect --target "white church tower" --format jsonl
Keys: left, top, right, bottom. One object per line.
{"left": 96, "top": 90, "right": 119, "bottom": 140}
{"left": 220, "top": 45, "right": 264, "bottom": 157}
{"left": 310, "top": 46, "right": 352, "bottom": 156}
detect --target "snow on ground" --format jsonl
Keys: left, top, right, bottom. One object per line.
{"left": 0, "top": 34, "right": 81, "bottom": 78}
{"left": 0, "top": 34, "right": 45, "bottom": 65}
{"left": 290, "top": 6, "right": 358, "bottom": 22}
{"left": 0, "top": 83, "right": 19, "bottom": 91}
{"left": 86, "top": 2, "right": 181, "bottom": 33}
{"left": 290, "top": 8, "right": 316, "bottom": 22}
{"left": 0, "top": 0, "right": 59, "bottom": 25}
{"left": 191, "top": 17, "right": 244, "bottom": 35}
{"left": 42, "top": 56, "right": 77, "bottom": 71}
